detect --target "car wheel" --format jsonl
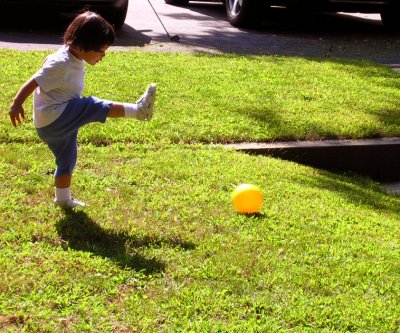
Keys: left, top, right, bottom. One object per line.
{"left": 165, "top": 0, "right": 189, "bottom": 5}
{"left": 381, "top": 8, "right": 400, "bottom": 30}
{"left": 105, "top": 0, "right": 129, "bottom": 29}
{"left": 225, "top": 0, "right": 263, "bottom": 27}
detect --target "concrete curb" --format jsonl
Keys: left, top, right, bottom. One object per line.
{"left": 226, "top": 137, "right": 400, "bottom": 182}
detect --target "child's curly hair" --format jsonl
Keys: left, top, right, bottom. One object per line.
{"left": 64, "top": 11, "right": 115, "bottom": 52}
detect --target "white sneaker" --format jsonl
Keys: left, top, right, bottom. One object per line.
{"left": 55, "top": 197, "right": 85, "bottom": 208}
{"left": 136, "top": 83, "right": 156, "bottom": 121}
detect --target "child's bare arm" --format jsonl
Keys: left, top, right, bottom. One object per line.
{"left": 9, "top": 78, "right": 39, "bottom": 127}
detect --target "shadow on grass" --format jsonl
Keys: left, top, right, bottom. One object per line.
{"left": 294, "top": 168, "right": 400, "bottom": 216}
{"left": 56, "top": 210, "right": 196, "bottom": 274}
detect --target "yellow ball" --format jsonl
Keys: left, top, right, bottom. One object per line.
{"left": 231, "top": 184, "right": 263, "bottom": 214}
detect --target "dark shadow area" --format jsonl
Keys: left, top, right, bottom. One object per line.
{"left": 0, "top": 11, "right": 151, "bottom": 47}
{"left": 116, "top": 25, "right": 152, "bottom": 47}
{"left": 294, "top": 166, "right": 400, "bottom": 216}
{"left": 243, "top": 212, "right": 267, "bottom": 219}
{"left": 241, "top": 140, "right": 400, "bottom": 182}
{"left": 55, "top": 209, "right": 196, "bottom": 273}
{"left": 0, "top": 11, "right": 66, "bottom": 45}
{"left": 260, "top": 9, "right": 387, "bottom": 35}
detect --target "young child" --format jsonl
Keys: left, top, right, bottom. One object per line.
{"left": 8, "top": 11, "right": 156, "bottom": 208}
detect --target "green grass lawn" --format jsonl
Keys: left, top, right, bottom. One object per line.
{"left": 1, "top": 50, "right": 400, "bottom": 332}
{"left": 1, "top": 143, "right": 400, "bottom": 332}
{"left": 1, "top": 50, "right": 400, "bottom": 144}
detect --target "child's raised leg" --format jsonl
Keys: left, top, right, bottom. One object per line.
{"left": 109, "top": 83, "right": 156, "bottom": 120}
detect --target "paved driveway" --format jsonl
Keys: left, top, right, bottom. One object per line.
{"left": 0, "top": 0, "right": 399, "bottom": 66}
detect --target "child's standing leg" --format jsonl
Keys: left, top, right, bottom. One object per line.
{"left": 40, "top": 131, "right": 84, "bottom": 208}
{"left": 53, "top": 132, "right": 80, "bottom": 206}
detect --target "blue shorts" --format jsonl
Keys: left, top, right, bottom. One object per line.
{"left": 36, "top": 96, "right": 112, "bottom": 177}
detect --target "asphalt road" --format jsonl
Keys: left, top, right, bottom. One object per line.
{"left": 0, "top": 0, "right": 399, "bottom": 66}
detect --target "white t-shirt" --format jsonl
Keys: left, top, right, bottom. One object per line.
{"left": 32, "top": 45, "right": 85, "bottom": 128}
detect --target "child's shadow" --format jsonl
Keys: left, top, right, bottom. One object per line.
{"left": 56, "top": 210, "right": 196, "bottom": 274}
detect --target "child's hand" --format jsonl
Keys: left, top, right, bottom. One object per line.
{"left": 9, "top": 103, "right": 25, "bottom": 127}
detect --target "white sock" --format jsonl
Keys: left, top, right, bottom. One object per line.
{"left": 123, "top": 103, "right": 140, "bottom": 118}
{"left": 55, "top": 187, "right": 71, "bottom": 202}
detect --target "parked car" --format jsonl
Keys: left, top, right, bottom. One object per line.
{"left": 165, "top": 0, "right": 399, "bottom": 29}
{"left": 0, "top": 0, "right": 129, "bottom": 28}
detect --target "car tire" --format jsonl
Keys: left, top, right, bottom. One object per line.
{"left": 105, "top": 0, "right": 129, "bottom": 29}
{"left": 381, "top": 8, "right": 400, "bottom": 30}
{"left": 165, "top": 0, "right": 189, "bottom": 5}
{"left": 225, "top": 0, "right": 264, "bottom": 27}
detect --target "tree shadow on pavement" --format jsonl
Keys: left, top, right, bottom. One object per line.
{"left": 0, "top": 11, "right": 151, "bottom": 48}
